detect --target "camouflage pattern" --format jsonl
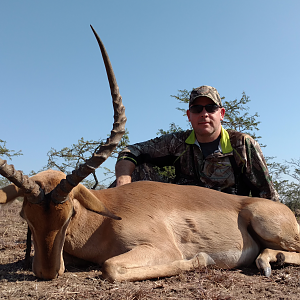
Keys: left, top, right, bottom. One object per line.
{"left": 117, "top": 128, "right": 279, "bottom": 201}
{"left": 189, "top": 85, "right": 222, "bottom": 107}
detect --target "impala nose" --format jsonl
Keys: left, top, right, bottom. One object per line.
{"left": 34, "top": 271, "right": 57, "bottom": 280}
{"left": 33, "top": 260, "right": 65, "bottom": 280}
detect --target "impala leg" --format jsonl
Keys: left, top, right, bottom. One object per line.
{"left": 102, "top": 246, "right": 215, "bottom": 282}
{"left": 256, "top": 248, "right": 300, "bottom": 277}
{"left": 241, "top": 200, "right": 300, "bottom": 276}
{"left": 23, "top": 226, "right": 32, "bottom": 270}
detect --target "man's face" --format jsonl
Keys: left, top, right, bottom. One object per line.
{"left": 187, "top": 96, "right": 225, "bottom": 143}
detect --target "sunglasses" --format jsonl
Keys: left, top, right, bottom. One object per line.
{"left": 189, "top": 104, "right": 220, "bottom": 114}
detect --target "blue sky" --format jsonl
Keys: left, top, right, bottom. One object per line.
{"left": 1, "top": 1, "right": 300, "bottom": 184}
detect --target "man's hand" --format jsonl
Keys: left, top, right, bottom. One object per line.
{"left": 116, "top": 175, "right": 132, "bottom": 187}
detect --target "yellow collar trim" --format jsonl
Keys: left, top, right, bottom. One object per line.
{"left": 185, "top": 127, "right": 233, "bottom": 154}
{"left": 220, "top": 127, "right": 233, "bottom": 154}
{"left": 185, "top": 130, "right": 196, "bottom": 144}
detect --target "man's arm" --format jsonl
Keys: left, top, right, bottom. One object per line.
{"left": 115, "top": 159, "right": 136, "bottom": 186}
{"left": 115, "top": 131, "right": 189, "bottom": 187}
{"left": 243, "top": 137, "right": 279, "bottom": 201}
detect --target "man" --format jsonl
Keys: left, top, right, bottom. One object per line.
{"left": 115, "top": 85, "right": 279, "bottom": 201}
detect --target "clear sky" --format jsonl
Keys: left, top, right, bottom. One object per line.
{"left": 1, "top": 1, "right": 300, "bottom": 184}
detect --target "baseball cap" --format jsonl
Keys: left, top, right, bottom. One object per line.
{"left": 189, "top": 85, "right": 222, "bottom": 107}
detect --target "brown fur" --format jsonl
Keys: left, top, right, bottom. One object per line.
{"left": 1, "top": 169, "right": 300, "bottom": 281}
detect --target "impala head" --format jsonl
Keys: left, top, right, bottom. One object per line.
{"left": 21, "top": 171, "right": 72, "bottom": 279}
{"left": 0, "top": 26, "right": 126, "bottom": 280}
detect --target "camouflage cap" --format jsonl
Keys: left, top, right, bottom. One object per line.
{"left": 189, "top": 85, "right": 222, "bottom": 107}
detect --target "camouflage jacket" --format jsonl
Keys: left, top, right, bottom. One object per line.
{"left": 118, "top": 127, "right": 279, "bottom": 201}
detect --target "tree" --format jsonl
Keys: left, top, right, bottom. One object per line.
{"left": 0, "top": 139, "right": 22, "bottom": 159}
{"left": 269, "top": 159, "right": 300, "bottom": 211}
{"left": 0, "top": 139, "right": 22, "bottom": 188}
{"left": 44, "top": 130, "right": 130, "bottom": 189}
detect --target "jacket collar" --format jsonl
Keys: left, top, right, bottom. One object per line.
{"left": 185, "top": 126, "right": 233, "bottom": 154}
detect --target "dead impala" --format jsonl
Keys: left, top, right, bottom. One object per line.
{"left": 1, "top": 27, "right": 300, "bottom": 282}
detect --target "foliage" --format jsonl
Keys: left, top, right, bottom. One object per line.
{"left": 0, "top": 139, "right": 22, "bottom": 188}
{"left": 222, "top": 92, "right": 262, "bottom": 142}
{"left": 0, "top": 139, "right": 22, "bottom": 159}
{"left": 157, "top": 123, "right": 184, "bottom": 136}
{"left": 44, "top": 130, "right": 130, "bottom": 189}
{"left": 269, "top": 158, "right": 300, "bottom": 211}
{"left": 0, "top": 176, "right": 10, "bottom": 189}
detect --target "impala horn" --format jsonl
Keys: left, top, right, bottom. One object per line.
{"left": 0, "top": 159, "right": 44, "bottom": 204}
{"left": 0, "top": 26, "right": 126, "bottom": 209}
{"left": 51, "top": 25, "right": 126, "bottom": 203}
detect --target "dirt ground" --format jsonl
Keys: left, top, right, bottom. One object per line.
{"left": 1, "top": 201, "right": 300, "bottom": 300}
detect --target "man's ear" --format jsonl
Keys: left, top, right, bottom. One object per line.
{"left": 220, "top": 107, "right": 226, "bottom": 121}
{"left": 187, "top": 109, "right": 191, "bottom": 122}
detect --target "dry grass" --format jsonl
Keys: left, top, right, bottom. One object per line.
{"left": 1, "top": 201, "right": 300, "bottom": 299}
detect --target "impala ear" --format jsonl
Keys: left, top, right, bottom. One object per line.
{"left": 73, "top": 185, "right": 121, "bottom": 220}
{"left": 0, "top": 184, "right": 23, "bottom": 204}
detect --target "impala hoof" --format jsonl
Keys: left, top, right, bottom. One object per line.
{"left": 264, "top": 267, "right": 271, "bottom": 277}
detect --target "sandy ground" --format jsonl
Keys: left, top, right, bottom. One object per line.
{"left": 1, "top": 201, "right": 300, "bottom": 300}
